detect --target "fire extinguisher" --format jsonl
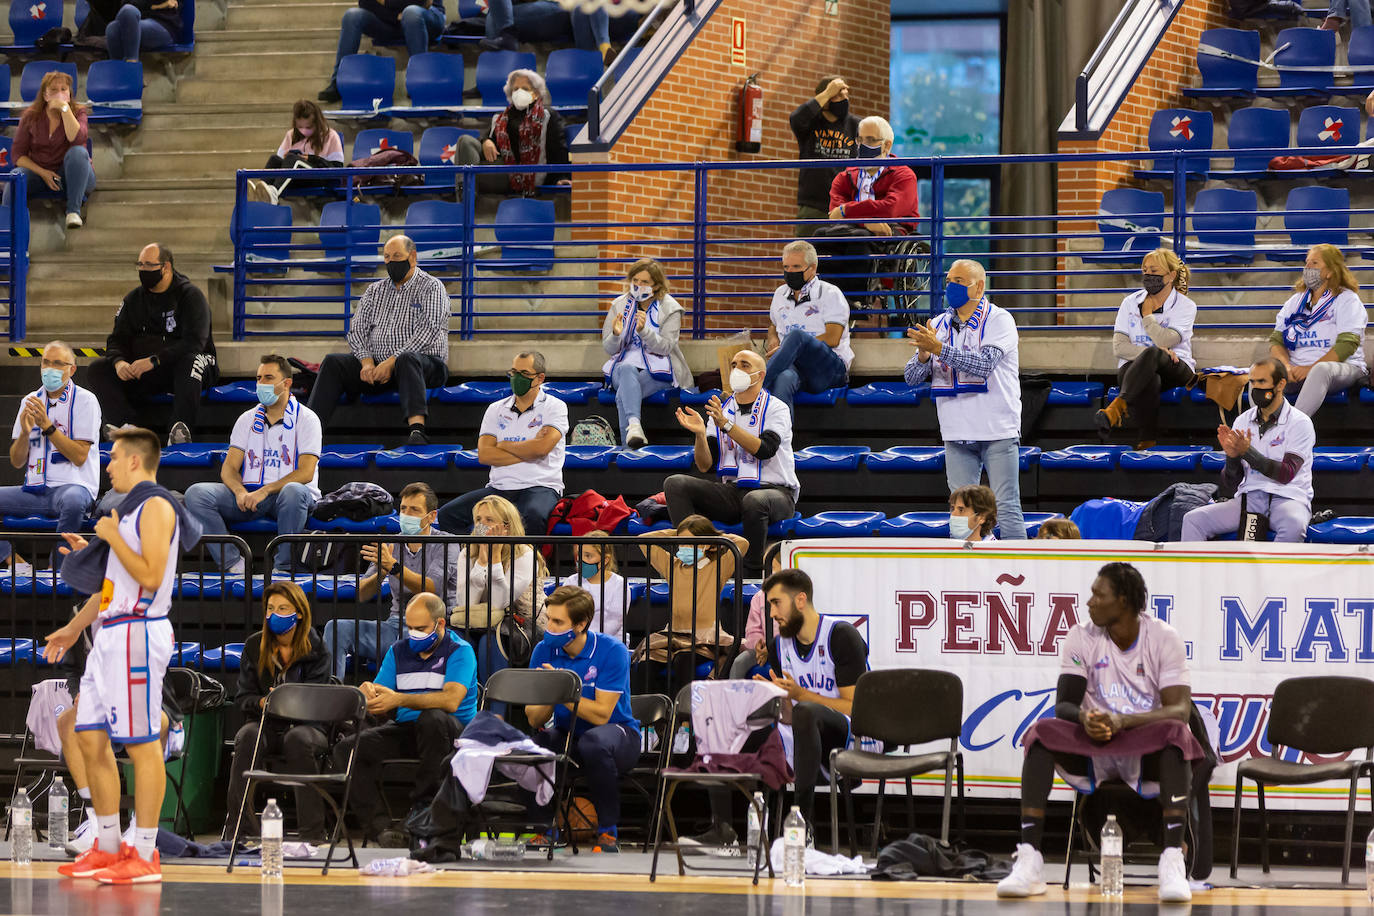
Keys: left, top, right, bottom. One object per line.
{"left": 736, "top": 73, "right": 762, "bottom": 154}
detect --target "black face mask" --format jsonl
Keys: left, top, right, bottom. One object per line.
{"left": 827, "top": 98, "right": 849, "bottom": 121}
{"left": 1250, "top": 386, "right": 1277, "bottom": 410}
{"left": 386, "top": 259, "right": 411, "bottom": 284}
{"left": 139, "top": 268, "right": 163, "bottom": 291}
{"left": 1141, "top": 274, "right": 1167, "bottom": 296}
{"left": 784, "top": 270, "right": 807, "bottom": 291}
{"left": 857, "top": 142, "right": 884, "bottom": 159}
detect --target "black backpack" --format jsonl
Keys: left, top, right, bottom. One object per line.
{"left": 312, "top": 482, "right": 394, "bottom": 522}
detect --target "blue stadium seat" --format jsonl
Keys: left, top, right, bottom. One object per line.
{"left": 1274, "top": 186, "right": 1349, "bottom": 259}
{"left": 1186, "top": 28, "right": 1260, "bottom": 97}
{"left": 1021, "top": 512, "right": 1065, "bottom": 538}
{"left": 374, "top": 445, "right": 455, "bottom": 469}
{"left": 627, "top": 516, "right": 672, "bottom": 535}
{"left": 793, "top": 510, "right": 884, "bottom": 537}
{"left": 405, "top": 199, "right": 465, "bottom": 259}
{"left": 308, "top": 514, "right": 400, "bottom": 533}
{"left": 679, "top": 389, "right": 722, "bottom": 406}
{"left": 0, "top": 638, "right": 34, "bottom": 666}
{"left": 877, "top": 512, "right": 950, "bottom": 538}
{"left": 404, "top": 51, "right": 465, "bottom": 110}
{"left": 305, "top": 576, "right": 363, "bottom": 601}
{"left": 319, "top": 445, "right": 379, "bottom": 468}
{"left": 795, "top": 387, "right": 848, "bottom": 406}
{"left": 451, "top": 449, "right": 484, "bottom": 469}
{"left": 352, "top": 128, "right": 414, "bottom": 162}
{"left": 1040, "top": 445, "right": 1129, "bottom": 470}
{"left": 1047, "top": 381, "right": 1105, "bottom": 405}
{"left": 7, "top": 0, "right": 51, "bottom": 47}
{"left": 1312, "top": 447, "right": 1371, "bottom": 472}
{"left": 596, "top": 387, "right": 677, "bottom": 406}
{"left": 75, "top": 0, "right": 88, "bottom": 27}
{"left": 1068, "top": 497, "right": 1148, "bottom": 539}
{"left": 1214, "top": 107, "right": 1289, "bottom": 179}
{"left": 230, "top": 202, "right": 293, "bottom": 263}
{"left": 1106, "top": 385, "right": 1187, "bottom": 405}
{"left": 564, "top": 445, "right": 617, "bottom": 469}
{"left": 19, "top": 61, "right": 77, "bottom": 103}
{"left": 1191, "top": 188, "right": 1258, "bottom": 263}
{"left": 1200, "top": 451, "right": 1226, "bottom": 472}
{"left": 1134, "top": 109, "right": 1213, "bottom": 179}
{"left": 794, "top": 446, "right": 870, "bottom": 471}
{"left": 1306, "top": 517, "right": 1374, "bottom": 544}
{"left": 417, "top": 126, "right": 478, "bottom": 190}
{"left": 846, "top": 382, "right": 927, "bottom": 405}
{"left": 1260, "top": 28, "right": 1336, "bottom": 96}
{"left": 1019, "top": 446, "right": 1042, "bottom": 470}
{"left": 1345, "top": 26, "right": 1374, "bottom": 91}
{"left": 336, "top": 54, "right": 396, "bottom": 113}
{"left": 715, "top": 512, "right": 800, "bottom": 538}
{"left": 171, "top": 642, "right": 201, "bottom": 667}
{"left": 614, "top": 445, "right": 694, "bottom": 471}
{"left": 228, "top": 518, "right": 278, "bottom": 534}
{"left": 475, "top": 50, "right": 536, "bottom": 107}
{"left": 1119, "top": 448, "right": 1203, "bottom": 471}
{"left": 85, "top": 61, "right": 142, "bottom": 124}
{"left": 174, "top": 573, "right": 219, "bottom": 599}
{"left": 436, "top": 381, "right": 508, "bottom": 403}
{"left": 541, "top": 381, "right": 599, "bottom": 404}
{"left": 864, "top": 446, "right": 945, "bottom": 472}
{"left": 1294, "top": 105, "right": 1360, "bottom": 153}
{"left": 2, "top": 514, "right": 57, "bottom": 530}
{"left": 719, "top": 582, "right": 759, "bottom": 604}
{"left": 544, "top": 48, "right": 602, "bottom": 109}
{"left": 1082, "top": 190, "right": 1163, "bottom": 263}
{"left": 206, "top": 381, "right": 256, "bottom": 403}
{"left": 317, "top": 200, "right": 382, "bottom": 264}
{"left": 478, "top": 198, "right": 556, "bottom": 272}
{"left": 160, "top": 444, "right": 222, "bottom": 467}
{"left": 200, "top": 643, "right": 244, "bottom": 672}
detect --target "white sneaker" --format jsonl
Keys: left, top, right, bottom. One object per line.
{"left": 625, "top": 418, "right": 647, "bottom": 450}
{"left": 1157, "top": 846, "right": 1192, "bottom": 903}
{"left": 65, "top": 212, "right": 83, "bottom": 229}
{"left": 64, "top": 817, "right": 96, "bottom": 856}
{"left": 997, "top": 843, "right": 1047, "bottom": 898}
{"left": 226, "top": 558, "right": 246, "bottom": 577}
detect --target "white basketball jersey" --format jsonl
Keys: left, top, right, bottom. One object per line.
{"left": 777, "top": 616, "right": 845, "bottom": 698}
{"left": 99, "top": 499, "right": 179, "bottom": 621}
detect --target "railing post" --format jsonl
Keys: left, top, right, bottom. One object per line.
{"left": 11, "top": 170, "right": 26, "bottom": 342}
{"left": 461, "top": 166, "right": 477, "bottom": 339}
{"left": 929, "top": 158, "right": 945, "bottom": 316}
{"left": 231, "top": 170, "right": 246, "bottom": 340}
{"left": 588, "top": 88, "right": 601, "bottom": 146}
{"left": 1171, "top": 149, "right": 1188, "bottom": 260}
{"left": 691, "top": 164, "right": 708, "bottom": 339}
{"left": 342, "top": 176, "right": 354, "bottom": 339}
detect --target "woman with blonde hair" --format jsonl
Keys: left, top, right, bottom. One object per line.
{"left": 7, "top": 70, "right": 94, "bottom": 229}
{"left": 1269, "top": 243, "right": 1368, "bottom": 417}
{"left": 601, "top": 257, "right": 693, "bottom": 449}
{"left": 1096, "top": 248, "right": 1198, "bottom": 449}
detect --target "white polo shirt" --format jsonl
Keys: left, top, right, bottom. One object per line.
{"left": 1113, "top": 289, "right": 1197, "bottom": 369}
{"left": 1274, "top": 288, "right": 1368, "bottom": 371}
{"left": 769, "top": 276, "right": 853, "bottom": 369}
{"left": 479, "top": 388, "right": 568, "bottom": 494}
{"left": 705, "top": 390, "right": 800, "bottom": 497}
{"left": 229, "top": 396, "right": 323, "bottom": 499}
{"left": 12, "top": 381, "right": 101, "bottom": 498}
{"left": 929, "top": 298, "right": 1022, "bottom": 442}
{"left": 1233, "top": 400, "right": 1316, "bottom": 509}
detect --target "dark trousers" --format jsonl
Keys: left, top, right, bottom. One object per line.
{"left": 790, "top": 701, "right": 851, "bottom": 822}
{"left": 1116, "top": 346, "right": 1196, "bottom": 442}
{"left": 87, "top": 352, "right": 217, "bottom": 431}
{"left": 437, "top": 484, "right": 561, "bottom": 538}
{"left": 811, "top": 225, "right": 881, "bottom": 303}
{"left": 1021, "top": 742, "right": 1191, "bottom": 842}
{"left": 224, "top": 720, "right": 329, "bottom": 838}
{"left": 663, "top": 475, "right": 795, "bottom": 576}
{"left": 333, "top": 709, "right": 463, "bottom": 829}
{"left": 307, "top": 351, "right": 448, "bottom": 429}
{"left": 534, "top": 723, "right": 640, "bottom": 832}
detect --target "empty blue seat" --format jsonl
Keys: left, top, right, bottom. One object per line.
{"left": 565, "top": 445, "right": 617, "bottom": 469}
{"left": 374, "top": 445, "right": 454, "bottom": 469}
{"left": 1295, "top": 105, "right": 1360, "bottom": 151}
{"left": 319, "top": 445, "right": 378, "bottom": 468}
{"left": 720, "top": 582, "right": 759, "bottom": 604}
{"left": 1083, "top": 190, "right": 1164, "bottom": 263}
{"left": 794, "top": 446, "right": 869, "bottom": 471}
{"left": 437, "top": 381, "right": 509, "bottom": 403}
{"left": 542, "top": 381, "right": 599, "bottom": 404}
{"left": 1216, "top": 107, "right": 1289, "bottom": 179}
{"left": 405, "top": 51, "right": 465, "bottom": 109}
{"left": 451, "top": 449, "right": 484, "bottom": 469}
{"left": 307, "top": 576, "right": 362, "bottom": 601}
{"left": 597, "top": 387, "right": 676, "bottom": 406}
{"left": 1187, "top": 28, "right": 1260, "bottom": 97}
{"left": 417, "top": 126, "right": 478, "bottom": 187}
{"left": 865, "top": 446, "right": 945, "bottom": 472}
{"left": 85, "top": 61, "right": 142, "bottom": 123}
{"left": 795, "top": 387, "right": 848, "bottom": 406}
{"left": 1276, "top": 186, "right": 1349, "bottom": 259}
{"left": 1019, "top": 446, "right": 1042, "bottom": 470}
{"left": 1119, "top": 448, "right": 1203, "bottom": 471}
{"left": 2, "top": 513, "right": 57, "bottom": 531}
{"left": 206, "top": 380, "right": 258, "bottom": 402}
{"left": 475, "top": 50, "right": 536, "bottom": 107}
{"left": 352, "top": 128, "right": 414, "bottom": 162}
{"left": 1047, "top": 381, "right": 1105, "bottom": 405}
{"left": 0, "top": 638, "right": 34, "bottom": 666}
{"left": 1312, "top": 447, "right": 1370, "bottom": 472}
{"left": 1345, "top": 26, "right": 1374, "bottom": 91}
{"left": 359, "top": 386, "right": 442, "bottom": 405}
{"left": 679, "top": 389, "right": 722, "bottom": 406}
{"left": 1261, "top": 28, "right": 1336, "bottom": 96}
{"left": 544, "top": 48, "right": 602, "bottom": 108}
{"left": 160, "top": 444, "right": 221, "bottom": 467}
{"left": 308, "top": 514, "right": 400, "bottom": 533}
{"left": 793, "top": 510, "right": 884, "bottom": 537}
{"left": 627, "top": 516, "right": 672, "bottom": 535}
{"left": 171, "top": 642, "right": 201, "bottom": 667}
{"left": 1040, "top": 445, "right": 1129, "bottom": 470}
{"left": 1135, "top": 109, "right": 1213, "bottom": 179}
{"left": 1200, "top": 451, "right": 1226, "bottom": 472}
{"left": 336, "top": 54, "right": 396, "bottom": 112}
{"left": 405, "top": 199, "right": 465, "bottom": 259}
{"left": 877, "top": 512, "right": 950, "bottom": 538}
{"left": 7, "top": 0, "right": 51, "bottom": 46}
{"left": 846, "top": 382, "right": 927, "bottom": 405}
{"left": 1191, "top": 188, "right": 1258, "bottom": 263}
{"left": 1306, "top": 517, "right": 1374, "bottom": 544}
{"left": 19, "top": 61, "right": 77, "bottom": 103}
{"left": 614, "top": 445, "right": 694, "bottom": 471}
{"left": 318, "top": 200, "right": 382, "bottom": 263}
{"left": 200, "top": 643, "right": 244, "bottom": 672}
{"left": 479, "top": 198, "right": 556, "bottom": 272}
{"left": 230, "top": 202, "right": 293, "bottom": 262}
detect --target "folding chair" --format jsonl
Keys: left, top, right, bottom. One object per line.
{"left": 623, "top": 692, "right": 673, "bottom": 852}
{"left": 227, "top": 683, "right": 367, "bottom": 875}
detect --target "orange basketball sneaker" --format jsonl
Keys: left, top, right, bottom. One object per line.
{"left": 57, "top": 841, "right": 121, "bottom": 879}
{"left": 92, "top": 844, "right": 162, "bottom": 885}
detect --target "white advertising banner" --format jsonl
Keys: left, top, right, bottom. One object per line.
{"left": 782, "top": 538, "right": 1374, "bottom": 808}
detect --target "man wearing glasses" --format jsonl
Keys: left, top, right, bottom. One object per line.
{"left": 307, "top": 234, "right": 451, "bottom": 447}
{"left": 438, "top": 350, "right": 567, "bottom": 537}
{"left": 87, "top": 243, "right": 217, "bottom": 446}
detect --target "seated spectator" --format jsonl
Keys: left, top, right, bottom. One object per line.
{"left": 601, "top": 258, "right": 691, "bottom": 449}
{"left": 762, "top": 239, "right": 852, "bottom": 411}
{"left": 333, "top": 592, "right": 478, "bottom": 842}
{"left": 437, "top": 349, "right": 567, "bottom": 537}
{"left": 92, "top": 0, "right": 180, "bottom": 61}
{"left": 1323, "top": 0, "right": 1370, "bottom": 30}
{"left": 790, "top": 76, "right": 859, "bottom": 237}
{"left": 86, "top": 243, "right": 217, "bottom": 445}
{"left": 480, "top": 0, "right": 636, "bottom": 61}
{"left": 246, "top": 100, "right": 345, "bottom": 203}
{"left": 1097, "top": 249, "right": 1197, "bottom": 449}
{"left": 665, "top": 350, "right": 799, "bottom": 577}
{"left": 526, "top": 585, "right": 640, "bottom": 853}
{"left": 810, "top": 115, "right": 918, "bottom": 305}
{"left": 1268, "top": 244, "right": 1368, "bottom": 418}
{"left": 0, "top": 341, "right": 99, "bottom": 561}
{"left": 323, "top": 482, "right": 457, "bottom": 679}
{"left": 5, "top": 71, "right": 95, "bottom": 229}
{"left": 950, "top": 484, "right": 996, "bottom": 543}
{"left": 456, "top": 70, "right": 571, "bottom": 198}
{"left": 634, "top": 517, "right": 746, "bottom": 689}
{"left": 559, "top": 531, "right": 626, "bottom": 641}
{"left": 184, "top": 355, "right": 321, "bottom": 576}
{"left": 318, "top": 0, "right": 446, "bottom": 103}
{"left": 1035, "top": 518, "right": 1081, "bottom": 540}
{"left": 449, "top": 493, "right": 547, "bottom": 684}
{"left": 306, "top": 235, "right": 451, "bottom": 445}
{"left": 223, "top": 581, "right": 331, "bottom": 841}
{"left": 997, "top": 563, "right": 1199, "bottom": 903}
{"left": 1180, "top": 358, "right": 1315, "bottom": 543}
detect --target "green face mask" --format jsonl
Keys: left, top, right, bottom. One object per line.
{"left": 510, "top": 372, "right": 534, "bottom": 397}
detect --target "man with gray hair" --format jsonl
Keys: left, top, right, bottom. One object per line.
{"left": 762, "top": 240, "right": 852, "bottom": 411}
{"left": 307, "top": 233, "right": 451, "bottom": 446}
{"left": 905, "top": 259, "right": 1027, "bottom": 539}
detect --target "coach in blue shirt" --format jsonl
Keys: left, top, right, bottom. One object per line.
{"left": 528, "top": 585, "right": 640, "bottom": 852}
{"left": 333, "top": 592, "right": 478, "bottom": 840}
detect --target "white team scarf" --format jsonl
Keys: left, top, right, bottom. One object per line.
{"left": 242, "top": 395, "right": 302, "bottom": 489}
{"left": 716, "top": 390, "right": 774, "bottom": 486}
{"left": 23, "top": 381, "right": 76, "bottom": 492}
{"left": 602, "top": 298, "right": 673, "bottom": 382}
{"left": 931, "top": 297, "right": 992, "bottom": 397}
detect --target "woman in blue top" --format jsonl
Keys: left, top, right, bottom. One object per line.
{"left": 601, "top": 259, "right": 692, "bottom": 449}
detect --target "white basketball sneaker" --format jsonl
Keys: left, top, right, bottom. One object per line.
{"left": 1157, "top": 846, "right": 1192, "bottom": 903}
{"left": 997, "top": 843, "right": 1047, "bottom": 898}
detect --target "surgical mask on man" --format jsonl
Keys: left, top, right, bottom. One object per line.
{"left": 41, "top": 369, "right": 65, "bottom": 393}
{"left": 398, "top": 514, "right": 426, "bottom": 537}
{"left": 256, "top": 383, "right": 280, "bottom": 407}
{"left": 948, "top": 515, "right": 973, "bottom": 540}
{"left": 511, "top": 88, "right": 535, "bottom": 111}
{"left": 1248, "top": 384, "right": 1277, "bottom": 411}
{"left": 728, "top": 368, "right": 756, "bottom": 394}
{"left": 408, "top": 626, "right": 441, "bottom": 653}
{"left": 1302, "top": 267, "right": 1324, "bottom": 291}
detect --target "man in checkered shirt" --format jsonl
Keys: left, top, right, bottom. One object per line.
{"left": 307, "top": 235, "right": 451, "bottom": 446}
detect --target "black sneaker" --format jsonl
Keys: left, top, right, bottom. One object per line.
{"left": 404, "top": 427, "right": 430, "bottom": 447}
{"left": 677, "top": 821, "right": 739, "bottom": 856}
{"left": 478, "top": 28, "right": 518, "bottom": 52}
{"left": 318, "top": 80, "right": 341, "bottom": 103}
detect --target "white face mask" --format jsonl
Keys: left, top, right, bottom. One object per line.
{"left": 511, "top": 88, "right": 535, "bottom": 111}
{"left": 628, "top": 284, "right": 652, "bottom": 302}
{"left": 729, "top": 367, "right": 756, "bottom": 394}
{"left": 948, "top": 514, "right": 973, "bottom": 540}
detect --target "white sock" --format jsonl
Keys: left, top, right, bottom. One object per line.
{"left": 96, "top": 814, "right": 120, "bottom": 852}
{"left": 77, "top": 787, "right": 91, "bottom": 801}
{"left": 133, "top": 826, "right": 157, "bottom": 862}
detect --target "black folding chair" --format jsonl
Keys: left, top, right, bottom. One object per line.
{"left": 827, "top": 669, "right": 965, "bottom": 857}
{"left": 226, "top": 683, "right": 367, "bottom": 875}
{"left": 622, "top": 692, "right": 673, "bottom": 852}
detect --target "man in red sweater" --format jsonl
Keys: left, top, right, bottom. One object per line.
{"left": 812, "top": 116, "right": 919, "bottom": 307}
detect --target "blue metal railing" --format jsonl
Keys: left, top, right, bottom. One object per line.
{"left": 0, "top": 171, "right": 28, "bottom": 342}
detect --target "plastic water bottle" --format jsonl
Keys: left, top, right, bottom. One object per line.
{"left": 260, "top": 799, "right": 283, "bottom": 882}
{"left": 745, "top": 791, "right": 764, "bottom": 868}
{"left": 1100, "top": 813, "right": 1123, "bottom": 897}
{"left": 463, "top": 838, "right": 525, "bottom": 861}
{"left": 10, "top": 788, "right": 32, "bottom": 866}
{"left": 782, "top": 806, "right": 806, "bottom": 888}
{"left": 1365, "top": 826, "right": 1374, "bottom": 901}
{"left": 46, "top": 779, "right": 67, "bottom": 849}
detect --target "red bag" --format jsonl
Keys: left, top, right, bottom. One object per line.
{"left": 1268, "top": 153, "right": 1351, "bottom": 170}
{"left": 543, "top": 489, "right": 634, "bottom": 556}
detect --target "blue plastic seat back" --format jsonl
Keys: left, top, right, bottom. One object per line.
{"left": 1196, "top": 28, "right": 1260, "bottom": 93}
{"left": 86, "top": 60, "right": 141, "bottom": 112}
{"left": 74, "top": 0, "right": 88, "bottom": 27}
{"left": 405, "top": 199, "right": 465, "bottom": 256}
{"left": 1226, "top": 106, "right": 1290, "bottom": 172}
{"left": 490, "top": 197, "right": 555, "bottom": 270}
{"left": 318, "top": 200, "right": 382, "bottom": 262}
{"left": 352, "top": 128, "right": 414, "bottom": 162}
{"left": 1349, "top": 26, "right": 1374, "bottom": 86}
{"left": 1068, "top": 498, "right": 1149, "bottom": 540}
{"left": 614, "top": 445, "right": 694, "bottom": 470}
{"left": 337, "top": 54, "right": 396, "bottom": 111}
{"left": 231, "top": 201, "right": 292, "bottom": 257}
{"left": 565, "top": 445, "right": 617, "bottom": 469}
{"left": 319, "top": 445, "right": 378, "bottom": 468}
{"left": 877, "top": 511, "right": 950, "bottom": 538}
{"left": 544, "top": 48, "right": 603, "bottom": 108}
{"left": 1098, "top": 189, "right": 1164, "bottom": 256}
{"left": 865, "top": 445, "right": 945, "bottom": 472}
{"left": 1193, "top": 187, "right": 1257, "bottom": 249}
{"left": 1047, "top": 381, "right": 1105, "bottom": 406}
{"left": 542, "top": 381, "right": 598, "bottom": 404}
{"left": 19, "top": 61, "right": 77, "bottom": 103}
{"left": 475, "top": 50, "right": 536, "bottom": 107}
{"left": 1041, "top": 445, "right": 1129, "bottom": 469}
{"left": 1307, "top": 517, "right": 1374, "bottom": 544}
{"left": 793, "top": 510, "right": 884, "bottom": 537}
{"left": 1295, "top": 105, "right": 1360, "bottom": 149}
{"left": 846, "top": 381, "right": 926, "bottom": 405}
{"left": 406, "top": 51, "right": 465, "bottom": 108}
{"left": 8, "top": 0, "right": 52, "bottom": 46}
{"left": 794, "top": 446, "right": 870, "bottom": 471}
{"left": 1147, "top": 108, "right": 1213, "bottom": 173}
{"left": 436, "top": 380, "right": 508, "bottom": 403}
{"left": 417, "top": 125, "right": 478, "bottom": 186}
{"left": 1273, "top": 28, "right": 1336, "bottom": 93}
{"left": 1285, "top": 186, "right": 1350, "bottom": 248}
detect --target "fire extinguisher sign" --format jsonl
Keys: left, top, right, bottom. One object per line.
{"left": 730, "top": 17, "right": 746, "bottom": 67}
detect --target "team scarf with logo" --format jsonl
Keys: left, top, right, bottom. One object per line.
{"left": 23, "top": 381, "right": 76, "bottom": 493}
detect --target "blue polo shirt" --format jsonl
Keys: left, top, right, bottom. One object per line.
{"left": 376, "top": 629, "right": 479, "bottom": 724}
{"left": 530, "top": 631, "right": 639, "bottom": 737}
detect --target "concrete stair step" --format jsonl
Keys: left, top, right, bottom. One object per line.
{"left": 193, "top": 49, "right": 336, "bottom": 80}
{"left": 67, "top": 223, "right": 230, "bottom": 250}
{"left": 196, "top": 27, "right": 340, "bottom": 53}
{"left": 134, "top": 125, "right": 288, "bottom": 153}
{"left": 224, "top": 3, "right": 351, "bottom": 29}
{"left": 177, "top": 76, "right": 333, "bottom": 104}
{"left": 119, "top": 148, "right": 269, "bottom": 179}
{"left": 140, "top": 106, "right": 297, "bottom": 127}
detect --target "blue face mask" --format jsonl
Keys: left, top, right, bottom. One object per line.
{"left": 580, "top": 560, "right": 600, "bottom": 580}
{"left": 41, "top": 369, "right": 65, "bottom": 393}
{"left": 675, "top": 546, "right": 700, "bottom": 567}
{"left": 408, "top": 626, "right": 441, "bottom": 653}
{"left": 256, "top": 382, "right": 281, "bottom": 407}
{"left": 398, "top": 513, "right": 426, "bottom": 537}
{"left": 948, "top": 514, "right": 973, "bottom": 540}
{"left": 541, "top": 628, "right": 577, "bottom": 652}
{"left": 944, "top": 281, "right": 971, "bottom": 311}
{"left": 266, "top": 612, "right": 298, "bottom": 636}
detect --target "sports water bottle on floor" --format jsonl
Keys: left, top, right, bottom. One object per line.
{"left": 261, "top": 799, "right": 283, "bottom": 882}
{"left": 1100, "top": 814, "right": 1123, "bottom": 897}
{"left": 47, "top": 779, "right": 68, "bottom": 849}
{"left": 10, "top": 788, "right": 32, "bottom": 866}
{"left": 463, "top": 838, "right": 526, "bottom": 861}
{"left": 783, "top": 806, "right": 806, "bottom": 888}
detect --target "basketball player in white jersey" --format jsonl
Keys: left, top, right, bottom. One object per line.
{"left": 44, "top": 428, "right": 186, "bottom": 885}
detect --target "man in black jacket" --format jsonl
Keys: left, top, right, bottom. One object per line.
{"left": 790, "top": 76, "right": 860, "bottom": 237}
{"left": 87, "top": 243, "right": 218, "bottom": 445}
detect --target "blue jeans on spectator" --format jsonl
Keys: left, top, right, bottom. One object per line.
{"left": 944, "top": 437, "right": 1026, "bottom": 539}
{"left": 610, "top": 362, "right": 673, "bottom": 443}
{"left": 762, "top": 328, "right": 849, "bottom": 412}
{"left": 484, "top": 0, "right": 616, "bottom": 50}
{"left": 1330, "top": 0, "right": 1373, "bottom": 27}
{"left": 0, "top": 484, "right": 93, "bottom": 567}
{"left": 184, "top": 481, "right": 317, "bottom": 570}
{"left": 323, "top": 615, "right": 401, "bottom": 680}
{"left": 105, "top": 4, "right": 173, "bottom": 60}
{"left": 6, "top": 146, "right": 97, "bottom": 217}
{"left": 437, "top": 485, "right": 561, "bottom": 539}
{"left": 331, "top": 4, "right": 445, "bottom": 81}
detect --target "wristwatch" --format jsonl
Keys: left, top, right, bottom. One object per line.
{"left": 721, "top": 419, "right": 735, "bottom": 434}
{"left": 388, "top": 561, "right": 402, "bottom": 577}
{"left": 41, "top": 423, "right": 56, "bottom": 437}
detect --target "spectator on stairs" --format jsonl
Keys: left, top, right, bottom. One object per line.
{"left": 317, "top": 0, "right": 446, "bottom": 104}
{"left": 4, "top": 70, "right": 95, "bottom": 230}
{"left": 601, "top": 258, "right": 691, "bottom": 450}
{"left": 246, "top": 100, "right": 345, "bottom": 203}
{"left": 92, "top": 0, "right": 181, "bottom": 61}
{"left": 789, "top": 76, "right": 860, "bottom": 237}
{"left": 456, "top": 69, "right": 570, "bottom": 198}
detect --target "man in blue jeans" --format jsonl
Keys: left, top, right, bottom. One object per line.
{"left": 904, "top": 259, "right": 1027, "bottom": 539}
{"left": 318, "top": 0, "right": 446, "bottom": 103}
{"left": 762, "top": 239, "right": 852, "bottom": 412}
{"left": 480, "top": 0, "right": 636, "bottom": 60}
